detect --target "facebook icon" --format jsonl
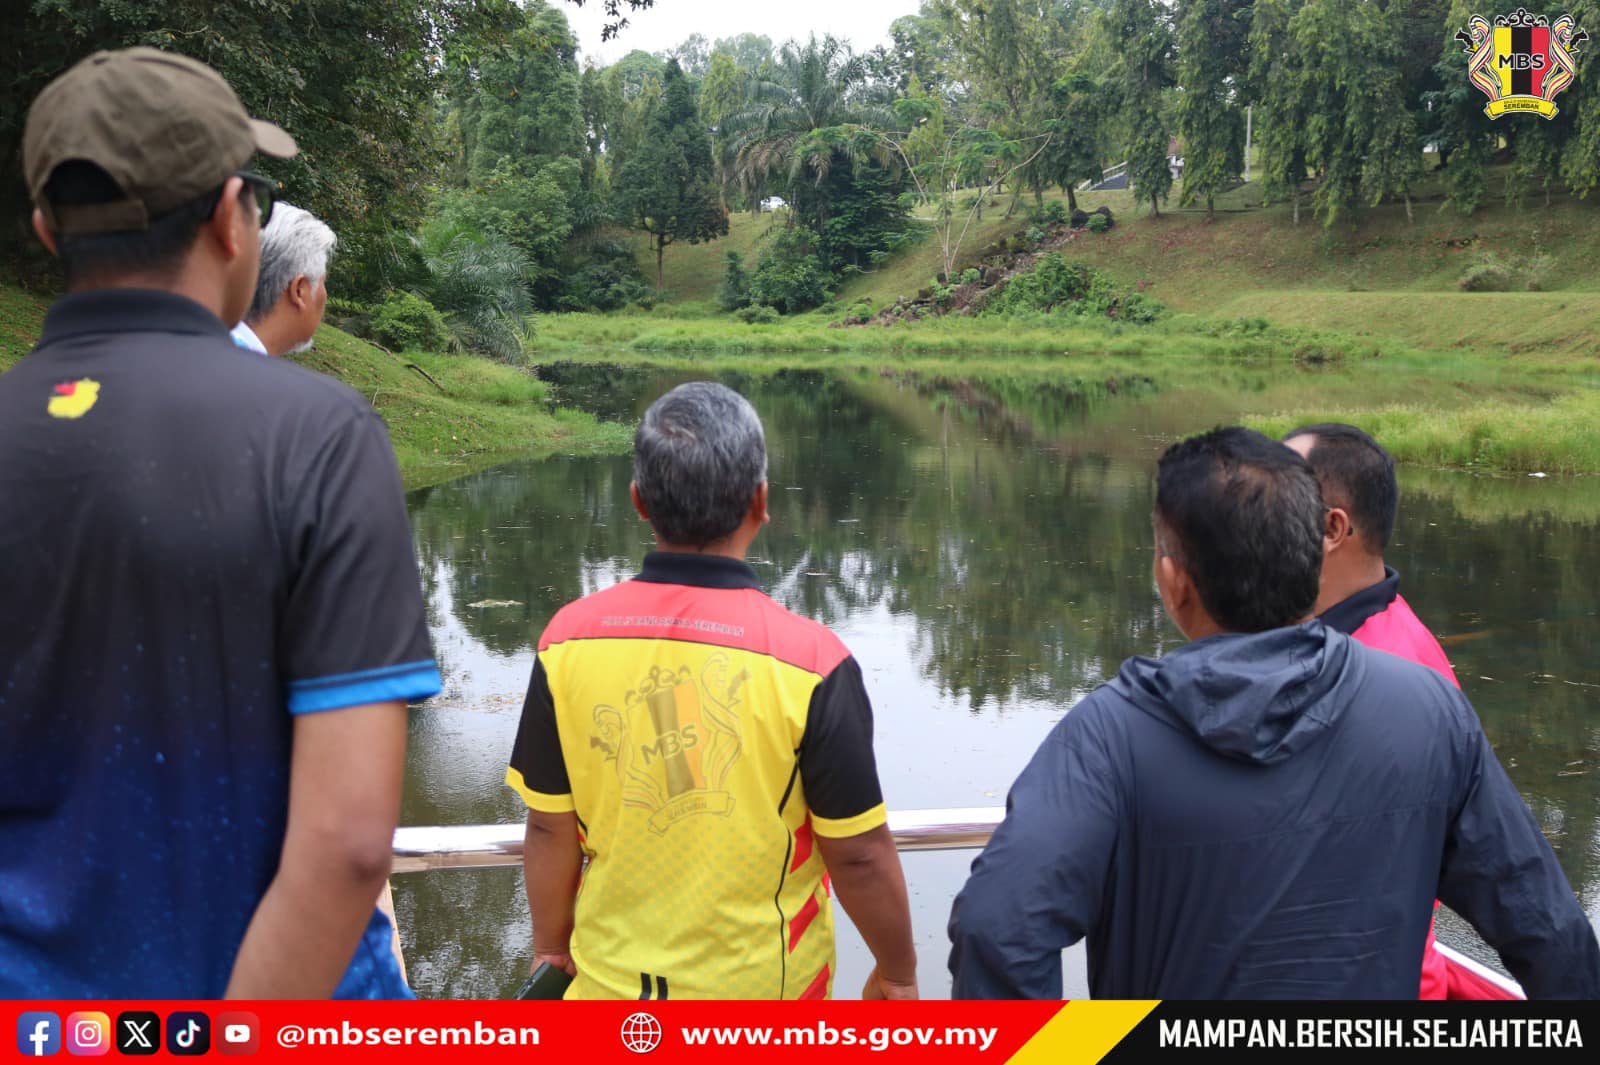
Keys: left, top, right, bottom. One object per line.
{"left": 16, "top": 1012, "right": 60, "bottom": 1057}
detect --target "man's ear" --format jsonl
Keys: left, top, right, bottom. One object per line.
{"left": 207, "top": 176, "right": 249, "bottom": 260}
{"left": 629, "top": 481, "right": 650, "bottom": 522}
{"left": 31, "top": 209, "right": 59, "bottom": 257}
{"left": 1324, "top": 506, "right": 1353, "bottom": 555}
{"left": 749, "top": 481, "right": 769, "bottom": 527}
{"left": 1155, "top": 552, "right": 1190, "bottom": 615}
{"left": 288, "top": 274, "right": 312, "bottom": 310}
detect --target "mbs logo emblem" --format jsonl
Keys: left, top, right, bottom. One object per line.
{"left": 590, "top": 654, "right": 747, "bottom": 834}
{"left": 1458, "top": 8, "right": 1587, "bottom": 119}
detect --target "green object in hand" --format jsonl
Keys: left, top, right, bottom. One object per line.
{"left": 515, "top": 962, "right": 574, "bottom": 1000}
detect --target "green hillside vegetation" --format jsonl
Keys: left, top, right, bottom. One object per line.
{"left": 581, "top": 168, "right": 1600, "bottom": 477}
{"left": 0, "top": 286, "right": 627, "bottom": 488}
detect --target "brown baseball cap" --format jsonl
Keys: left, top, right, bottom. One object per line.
{"left": 23, "top": 47, "right": 298, "bottom": 236}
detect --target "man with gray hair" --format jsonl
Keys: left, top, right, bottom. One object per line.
{"left": 508, "top": 381, "right": 918, "bottom": 1000}
{"left": 230, "top": 202, "right": 335, "bottom": 356}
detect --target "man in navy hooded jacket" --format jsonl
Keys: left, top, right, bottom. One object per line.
{"left": 948, "top": 427, "right": 1600, "bottom": 999}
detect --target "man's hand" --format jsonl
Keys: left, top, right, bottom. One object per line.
{"left": 863, "top": 964, "right": 919, "bottom": 1000}
{"left": 523, "top": 809, "right": 583, "bottom": 983}
{"left": 816, "top": 824, "right": 918, "bottom": 1001}
{"left": 532, "top": 951, "right": 577, "bottom": 978}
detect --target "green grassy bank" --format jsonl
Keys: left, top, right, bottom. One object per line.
{"left": 595, "top": 165, "right": 1600, "bottom": 477}
{"left": 0, "top": 285, "right": 628, "bottom": 488}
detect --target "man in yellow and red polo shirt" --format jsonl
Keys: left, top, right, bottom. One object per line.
{"left": 508, "top": 381, "right": 917, "bottom": 1000}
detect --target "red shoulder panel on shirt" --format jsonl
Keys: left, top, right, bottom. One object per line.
{"left": 1351, "top": 594, "right": 1461, "bottom": 689}
{"left": 538, "top": 578, "right": 851, "bottom": 676}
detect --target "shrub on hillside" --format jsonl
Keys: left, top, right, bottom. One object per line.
{"left": 1459, "top": 256, "right": 1514, "bottom": 292}
{"left": 368, "top": 291, "right": 451, "bottom": 353}
{"left": 323, "top": 296, "right": 373, "bottom": 339}
{"left": 843, "top": 299, "right": 875, "bottom": 324}
{"left": 984, "top": 252, "right": 1165, "bottom": 322}
{"left": 1524, "top": 253, "right": 1554, "bottom": 292}
{"left": 558, "top": 239, "right": 654, "bottom": 312}
{"left": 1027, "top": 200, "right": 1070, "bottom": 226}
{"left": 735, "top": 304, "right": 780, "bottom": 324}
{"left": 749, "top": 225, "right": 831, "bottom": 315}
{"left": 1087, "top": 213, "right": 1111, "bottom": 234}
{"left": 717, "top": 251, "right": 751, "bottom": 312}
{"left": 416, "top": 226, "right": 535, "bottom": 362}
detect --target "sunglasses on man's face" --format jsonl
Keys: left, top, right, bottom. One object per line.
{"left": 236, "top": 170, "right": 278, "bottom": 228}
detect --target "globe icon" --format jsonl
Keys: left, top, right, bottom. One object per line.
{"left": 620, "top": 1011, "right": 663, "bottom": 1054}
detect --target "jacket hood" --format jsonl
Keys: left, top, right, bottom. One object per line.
{"left": 1111, "top": 621, "right": 1359, "bottom": 765}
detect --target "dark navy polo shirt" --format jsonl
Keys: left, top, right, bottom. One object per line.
{"left": 0, "top": 290, "right": 440, "bottom": 998}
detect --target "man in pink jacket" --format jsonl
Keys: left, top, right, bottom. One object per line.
{"left": 1286, "top": 423, "right": 1514, "bottom": 1000}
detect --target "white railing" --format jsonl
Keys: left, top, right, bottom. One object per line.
{"left": 390, "top": 806, "right": 1525, "bottom": 999}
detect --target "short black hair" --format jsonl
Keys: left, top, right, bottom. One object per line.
{"left": 43, "top": 161, "right": 246, "bottom": 285}
{"left": 1156, "top": 426, "right": 1324, "bottom": 633}
{"left": 634, "top": 381, "right": 768, "bottom": 547}
{"left": 1283, "top": 423, "right": 1397, "bottom": 553}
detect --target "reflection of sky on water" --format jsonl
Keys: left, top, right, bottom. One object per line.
{"left": 394, "top": 367, "right": 1600, "bottom": 999}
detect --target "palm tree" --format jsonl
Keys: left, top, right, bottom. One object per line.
{"left": 719, "top": 35, "right": 898, "bottom": 217}
{"left": 414, "top": 223, "right": 535, "bottom": 363}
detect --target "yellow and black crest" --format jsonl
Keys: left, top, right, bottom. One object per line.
{"left": 1457, "top": 8, "right": 1587, "bottom": 119}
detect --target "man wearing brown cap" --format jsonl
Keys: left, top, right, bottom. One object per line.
{"left": 0, "top": 49, "right": 440, "bottom": 999}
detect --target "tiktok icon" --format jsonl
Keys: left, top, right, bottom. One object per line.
{"left": 165, "top": 1013, "right": 210, "bottom": 1056}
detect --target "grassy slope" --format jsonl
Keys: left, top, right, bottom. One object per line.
{"left": 630, "top": 167, "right": 1600, "bottom": 354}
{"left": 0, "top": 286, "right": 50, "bottom": 372}
{"left": 627, "top": 189, "right": 1143, "bottom": 312}
{"left": 0, "top": 286, "right": 627, "bottom": 488}
{"left": 627, "top": 212, "right": 781, "bottom": 309}
{"left": 605, "top": 170, "right": 1600, "bottom": 474}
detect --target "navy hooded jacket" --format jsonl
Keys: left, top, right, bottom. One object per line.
{"left": 948, "top": 621, "right": 1600, "bottom": 999}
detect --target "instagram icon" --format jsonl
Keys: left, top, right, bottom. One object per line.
{"left": 66, "top": 1012, "right": 110, "bottom": 1056}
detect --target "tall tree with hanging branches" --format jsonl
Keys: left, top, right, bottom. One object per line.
{"left": 1110, "top": 0, "right": 1176, "bottom": 217}
{"left": 1174, "top": 0, "right": 1249, "bottom": 217}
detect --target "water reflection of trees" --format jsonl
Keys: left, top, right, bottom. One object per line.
{"left": 408, "top": 369, "right": 1174, "bottom": 712}
{"left": 1389, "top": 483, "right": 1600, "bottom": 905}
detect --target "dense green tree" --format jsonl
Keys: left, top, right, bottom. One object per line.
{"left": 1039, "top": 73, "right": 1108, "bottom": 212}
{"left": 439, "top": 1, "right": 588, "bottom": 297}
{"left": 721, "top": 35, "right": 905, "bottom": 256}
{"left": 1246, "top": 0, "right": 1311, "bottom": 224}
{"left": 1287, "top": 0, "right": 1420, "bottom": 227}
{"left": 933, "top": 0, "right": 1080, "bottom": 215}
{"left": 414, "top": 220, "right": 534, "bottom": 362}
{"left": 4, "top": 0, "right": 524, "bottom": 294}
{"left": 610, "top": 49, "right": 666, "bottom": 100}
{"left": 711, "top": 33, "right": 776, "bottom": 75}
{"left": 1111, "top": 0, "right": 1176, "bottom": 216}
{"left": 613, "top": 60, "right": 729, "bottom": 288}
{"left": 1555, "top": 0, "right": 1600, "bottom": 200}
{"left": 701, "top": 51, "right": 750, "bottom": 133}
{"left": 872, "top": 8, "right": 955, "bottom": 94}
{"left": 701, "top": 51, "right": 751, "bottom": 206}
{"left": 579, "top": 62, "right": 624, "bottom": 192}
{"left": 451, "top": 1, "right": 585, "bottom": 186}
{"left": 1174, "top": 0, "right": 1248, "bottom": 216}
{"left": 664, "top": 33, "right": 712, "bottom": 78}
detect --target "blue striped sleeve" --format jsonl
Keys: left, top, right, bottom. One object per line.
{"left": 287, "top": 659, "right": 442, "bottom": 714}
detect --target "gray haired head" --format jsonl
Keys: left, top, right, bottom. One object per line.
{"left": 246, "top": 202, "right": 336, "bottom": 322}
{"left": 634, "top": 381, "right": 768, "bottom": 547}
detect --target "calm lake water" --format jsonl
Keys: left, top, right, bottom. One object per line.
{"left": 393, "top": 363, "right": 1600, "bottom": 999}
